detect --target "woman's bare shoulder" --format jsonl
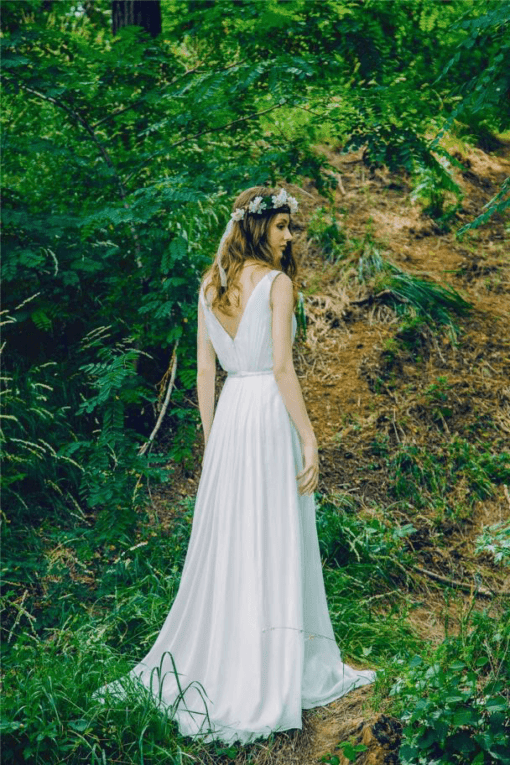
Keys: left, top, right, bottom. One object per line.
{"left": 273, "top": 269, "right": 291, "bottom": 280}
{"left": 270, "top": 271, "right": 293, "bottom": 307}
{"left": 271, "top": 271, "right": 293, "bottom": 290}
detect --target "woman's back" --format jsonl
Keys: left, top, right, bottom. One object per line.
{"left": 203, "top": 262, "right": 274, "bottom": 342}
{"left": 200, "top": 266, "right": 296, "bottom": 375}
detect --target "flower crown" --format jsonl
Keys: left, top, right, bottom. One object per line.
{"left": 230, "top": 188, "right": 298, "bottom": 222}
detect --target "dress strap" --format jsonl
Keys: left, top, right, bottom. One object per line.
{"left": 199, "top": 283, "right": 211, "bottom": 309}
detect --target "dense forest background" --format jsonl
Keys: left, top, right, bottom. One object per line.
{"left": 2, "top": 1, "right": 509, "bottom": 763}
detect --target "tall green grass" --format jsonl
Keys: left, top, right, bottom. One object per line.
{"left": 2, "top": 493, "right": 416, "bottom": 763}
{"left": 2, "top": 486, "right": 509, "bottom": 763}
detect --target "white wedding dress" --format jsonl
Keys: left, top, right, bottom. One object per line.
{"left": 95, "top": 269, "right": 375, "bottom": 745}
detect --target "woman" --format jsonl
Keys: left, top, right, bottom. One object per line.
{"left": 197, "top": 186, "right": 319, "bottom": 497}
{"left": 95, "top": 186, "right": 375, "bottom": 745}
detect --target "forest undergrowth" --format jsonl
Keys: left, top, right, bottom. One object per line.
{"left": 3, "top": 137, "right": 509, "bottom": 765}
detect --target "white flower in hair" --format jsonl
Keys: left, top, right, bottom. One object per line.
{"left": 271, "top": 188, "right": 299, "bottom": 214}
{"left": 271, "top": 188, "right": 288, "bottom": 208}
{"left": 229, "top": 189, "right": 298, "bottom": 227}
{"left": 287, "top": 195, "right": 299, "bottom": 214}
{"left": 248, "top": 196, "right": 265, "bottom": 214}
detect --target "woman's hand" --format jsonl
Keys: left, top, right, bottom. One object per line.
{"left": 296, "top": 438, "right": 319, "bottom": 496}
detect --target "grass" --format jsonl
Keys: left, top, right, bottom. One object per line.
{"left": 307, "top": 206, "right": 347, "bottom": 262}
{"left": 2, "top": 459, "right": 509, "bottom": 763}
{"left": 316, "top": 498, "right": 510, "bottom": 765}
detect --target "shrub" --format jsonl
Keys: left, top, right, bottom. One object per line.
{"left": 391, "top": 608, "right": 510, "bottom": 765}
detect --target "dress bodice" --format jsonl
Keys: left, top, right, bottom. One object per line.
{"left": 199, "top": 270, "right": 297, "bottom": 375}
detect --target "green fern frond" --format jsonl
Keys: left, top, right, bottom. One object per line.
{"left": 381, "top": 272, "right": 471, "bottom": 325}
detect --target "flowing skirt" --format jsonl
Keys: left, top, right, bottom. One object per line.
{"left": 94, "top": 373, "right": 375, "bottom": 745}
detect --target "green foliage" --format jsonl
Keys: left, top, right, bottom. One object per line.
{"left": 384, "top": 271, "right": 471, "bottom": 325}
{"left": 424, "top": 376, "right": 455, "bottom": 422}
{"left": 321, "top": 740, "right": 368, "bottom": 764}
{"left": 357, "top": 237, "right": 472, "bottom": 328}
{"left": 2, "top": 495, "right": 396, "bottom": 762}
{"left": 1, "top": 500, "right": 196, "bottom": 764}
{"left": 1, "top": 358, "right": 82, "bottom": 520}
{"left": 70, "top": 334, "right": 170, "bottom": 541}
{"left": 391, "top": 607, "right": 510, "bottom": 765}
{"left": 1, "top": 2, "right": 509, "bottom": 759}
{"left": 307, "top": 205, "right": 346, "bottom": 261}
{"left": 458, "top": 176, "right": 510, "bottom": 236}
{"left": 296, "top": 290, "right": 307, "bottom": 340}
{"left": 432, "top": 0, "right": 510, "bottom": 231}
{"left": 476, "top": 520, "right": 510, "bottom": 567}
{"left": 316, "top": 494, "right": 415, "bottom": 573}
{"left": 1, "top": 637, "right": 184, "bottom": 764}
{"left": 389, "top": 436, "right": 510, "bottom": 512}
{"left": 2, "top": 0, "right": 339, "bottom": 538}
{"left": 410, "top": 154, "right": 463, "bottom": 230}
{"left": 1, "top": 0, "right": 502, "bottom": 540}
{"left": 316, "top": 494, "right": 421, "bottom": 663}
{"left": 434, "top": 0, "right": 510, "bottom": 139}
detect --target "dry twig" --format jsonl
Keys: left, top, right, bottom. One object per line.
{"left": 139, "top": 339, "right": 180, "bottom": 457}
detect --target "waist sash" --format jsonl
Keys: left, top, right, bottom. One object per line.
{"left": 227, "top": 369, "right": 274, "bottom": 378}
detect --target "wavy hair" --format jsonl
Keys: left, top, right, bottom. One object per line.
{"left": 201, "top": 186, "right": 298, "bottom": 314}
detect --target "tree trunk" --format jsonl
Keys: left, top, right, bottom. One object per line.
{"left": 111, "top": 0, "right": 161, "bottom": 38}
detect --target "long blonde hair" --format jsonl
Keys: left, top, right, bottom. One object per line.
{"left": 202, "top": 186, "right": 298, "bottom": 314}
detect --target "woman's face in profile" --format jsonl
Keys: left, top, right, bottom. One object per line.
{"left": 267, "top": 213, "right": 292, "bottom": 264}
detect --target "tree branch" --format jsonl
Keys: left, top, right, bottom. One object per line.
{"left": 413, "top": 565, "right": 508, "bottom": 599}
{"left": 124, "top": 100, "right": 288, "bottom": 185}
{"left": 138, "top": 339, "right": 179, "bottom": 456}
{"left": 17, "top": 82, "right": 143, "bottom": 268}
{"left": 90, "top": 65, "right": 203, "bottom": 129}
{"left": 90, "top": 59, "right": 248, "bottom": 129}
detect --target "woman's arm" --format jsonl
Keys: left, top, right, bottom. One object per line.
{"left": 197, "top": 297, "right": 216, "bottom": 447}
{"left": 271, "top": 273, "right": 318, "bottom": 495}
{"left": 271, "top": 273, "right": 315, "bottom": 443}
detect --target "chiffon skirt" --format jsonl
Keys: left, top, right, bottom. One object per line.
{"left": 94, "top": 371, "right": 375, "bottom": 745}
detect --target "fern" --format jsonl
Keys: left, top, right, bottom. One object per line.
{"left": 431, "top": 0, "right": 510, "bottom": 231}
{"left": 357, "top": 238, "right": 471, "bottom": 327}
{"left": 382, "top": 272, "right": 471, "bottom": 326}
{"left": 410, "top": 153, "right": 464, "bottom": 228}
{"left": 457, "top": 176, "right": 510, "bottom": 236}
{"left": 475, "top": 520, "right": 510, "bottom": 567}
{"left": 72, "top": 337, "right": 166, "bottom": 541}
{"left": 1, "top": 360, "right": 82, "bottom": 520}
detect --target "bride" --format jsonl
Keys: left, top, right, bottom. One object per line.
{"left": 198, "top": 186, "right": 319, "bottom": 496}
{"left": 95, "top": 186, "right": 375, "bottom": 745}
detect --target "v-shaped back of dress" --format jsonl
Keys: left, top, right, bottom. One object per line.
{"left": 200, "top": 269, "right": 297, "bottom": 375}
